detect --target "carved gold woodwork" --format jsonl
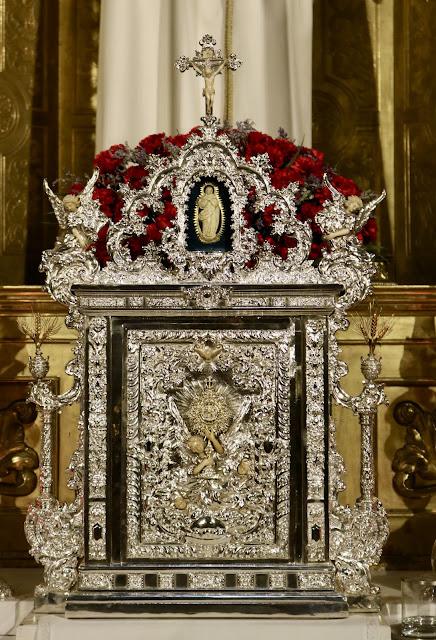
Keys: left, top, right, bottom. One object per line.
{"left": 58, "top": 0, "right": 99, "bottom": 179}
{"left": 0, "top": 0, "right": 39, "bottom": 283}
{"left": 336, "top": 284, "right": 436, "bottom": 569}
{"left": 0, "top": 398, "right": 38, "bottom": 496}
{"left": 312, "top": 0, "right": 389, "bottom": 260}
{"left": 313, "top": 0, "right": 436, "bottom": 284}
{"left": 393, "top": 0, "right": 436, "bottom": 283}
{"left": 0, "top": 287, "right": 75, "bottom": 566}
{"left": 392, "top": 400, "right": 436, "bottom": 499}
{"left": 0, "top": 0, "right": 99, "bottom": 284}
{"left": 27, "top": 0, "right": 100, "bottom": 282}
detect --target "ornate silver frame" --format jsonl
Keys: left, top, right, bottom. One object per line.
{"left": 26, "top": 116, "right": 388, "bottom": 617}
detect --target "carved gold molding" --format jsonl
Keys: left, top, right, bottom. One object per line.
{"left": 0, "top": 0, "right": 39, "bottom": 283}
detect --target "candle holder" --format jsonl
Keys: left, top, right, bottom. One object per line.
{"left": 330, "top": 301, "right": 392, "bottom": 610}
{"left": 18, "top": 311, "right": 84, "bottom": 606}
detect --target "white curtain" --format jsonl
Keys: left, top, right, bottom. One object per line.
{"left": 96, "top": 0, "right": 313, "bottom": 151}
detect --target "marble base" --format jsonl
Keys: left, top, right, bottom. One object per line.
{"left": 0, "top": 600, "right": 34, "bottom": 637}
{"left": 16, "top": 613, "right": 391, "bottom": 640}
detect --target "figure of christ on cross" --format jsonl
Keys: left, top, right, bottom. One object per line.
{"left": 175, "top": 34, "right": 241, "bottom": 117}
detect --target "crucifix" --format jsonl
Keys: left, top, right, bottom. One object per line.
{"left": 175, "top": 34, "right": 241, "bottom": 117}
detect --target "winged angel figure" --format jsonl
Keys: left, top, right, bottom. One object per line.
{"left": 44, "top": 170, "right": 108, "bottom": 248}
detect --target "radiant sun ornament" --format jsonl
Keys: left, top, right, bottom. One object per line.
{"left": 176, "top": 378, "right": 237, "bottom": 454}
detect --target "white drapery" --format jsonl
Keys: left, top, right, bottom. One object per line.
{"left": 96, "top": 0, "right": 313, "bottom": 151}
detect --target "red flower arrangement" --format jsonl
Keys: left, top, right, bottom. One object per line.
{"left": 75, "top": 126, "right": 377, "bottom": 268}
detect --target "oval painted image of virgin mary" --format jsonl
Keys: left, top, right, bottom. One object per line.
{"left": 194, "top": 183, "right": 225, "bottom": 244}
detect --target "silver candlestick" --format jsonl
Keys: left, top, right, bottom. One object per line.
{"left": 18, "top": 312, "right": 84, "bottom": 606}
{"left": 331, "top": 304, "right": 392, "bottom": 610}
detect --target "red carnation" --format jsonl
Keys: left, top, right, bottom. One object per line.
{"left": 166, "top": 133, "right": 189, "bottom": 148}
{"left": 155, "top": 213, "right": 174, "bottom": 231}
{"left": 274, "top": 245, "right": 288, "bottom": 260}
{"left": 123, "top": 166, "right": 148, "bottom": 189}
{"left": 242, "top": 209, "right": 253, "bottom": 226}
{"left": 309, "top": 242, "right": 322, "bottom": 260}
{"left": 361, "top": 217, "right": 377, "bottom": 245}
{"left": 282, "top": 235, "right": 297, "bottom": 248}
{"left": 292, "top": 155, "right": 324, "bottom": 180}
{"left": 94, "top": 144, "right": 127, "bottom": 174}
{"left": 163, "top": 202, "right": 177, "bottom": 219}
{"left": 69, "top": 182, "right": 84, "bottom": 195}
{"left": 90, "top": 223, "right": 111, "bottom": 267}
{"left": 126, "top": 234, "right": 148, "bottom": 259}
{"left": 262, "top": 210, "right": 274, "bottom": 227}
{"left": 271, "top": 167, "right": 302, "bottom": 189}
{"left": 161, "top": 188, "right": 172, "bottom": 202}
{"left": 300, "top": 202, "right": 322, "bottom": 220}
{"left": 313, "top": 186, "right": 333, "bottom": 204}
{"left": 137, "top": 205, "right": 152, "bottom": 218}
{"left": 330, "top": 174, "right": 361, "bottom": 197}
{"left": 138, "top": 133, "right": 166, "bottom": 155}
{"left": 146, "top": 222, "right": 162, "bottom": 243}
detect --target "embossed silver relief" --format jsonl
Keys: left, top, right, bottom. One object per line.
{"left": 78, "top": 291, "right": 335, "bottom": 311}
{"left": 79, "top": 573, "right": 113, "bottom": 591}
{"left": 328, "top": 318, "right": 389, "bottom": 599}
{"left": 297, "top": 573, "right": 334, "bottom": 591}
{"left": 39, "top": 117, "right": 383, "bottom": 303}
{"left": 305, "top": 319, "right": 326, "bottom": 502}
{"left": 24, "top": 309, "right": 85, "bottom": 597}
{"left": 125, "top": 328, "right": 294, "bottom": 560}
{"left": 32, "top": 96, "right": 388, "bottom": 608}
{"left": 87, "top": 317, "right": 108, "bottom": 500}
{"left": 75, "top": 570, "right": 336, "bottom": 592}
{"left": 88, "top": 502, "right": 106, "bottom": 560}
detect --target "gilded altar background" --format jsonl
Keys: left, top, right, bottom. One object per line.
{"left": 1, "top": 0, "right": 436, "bottom": 568}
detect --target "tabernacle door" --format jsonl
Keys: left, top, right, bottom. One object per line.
{"left": 69, "top": 283, "right": 346, "bottom": 617}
